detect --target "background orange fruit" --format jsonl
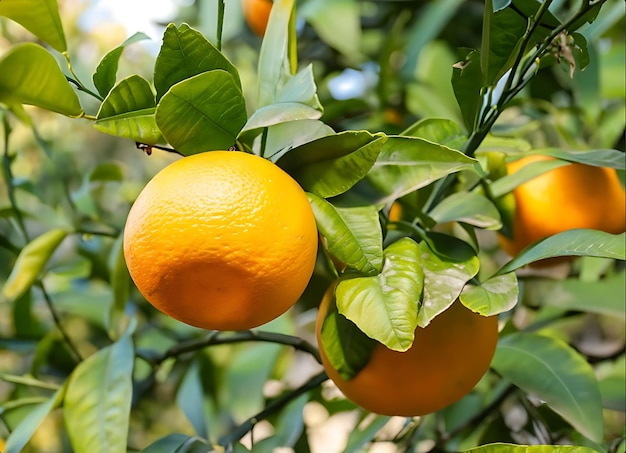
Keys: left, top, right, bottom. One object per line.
{"left": 316, "top": 285, "right": 499, "bottom": 416}
{"left": 242, "top": 0, "right": 273, "bottom": 37}
{"left": 498, "top": 155, "right": 626, "bottom": 259}
{"left": 124, "top": 150, "right": 318, "bottom": 331}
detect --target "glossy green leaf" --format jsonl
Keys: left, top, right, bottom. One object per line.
{"left": 93, "top": 32, "right": 150, "bottom": 98}
{"left": 0, "top": 43, "right": 82, "bottom": 116}
{"left": 319, "top": 289, "right": 378, "bottom": 380}
{"left": 417, "top": 234, "right": 480, "bottom": 327}
{"left": 2, "top": 228, "right": 68, "bottom": 303}
{"left": 308, "top": 193, "right": 383, "bottom": 274}
{"left": 401, "top": 117, "right": 465, "bottom": 150}
{"left": 154, "top": 23, "right": 240, "bottom": 101}
{"left": 0, "top": 0, "right": 66, "bottom": 51}
{"left": 140, "top": 434, "right": 213, "bottom": 453}
{"left": 452, "top": 49, "right": 483, "bottom": 131}
{"left": 94, "top": 75, "right": 163, "bottom": 144}
{"left": 155, "top": 70, "right": 247, "bottom": 154}
{"left": 4, "top": 386, "right": 66, "bottom": 453}
{"left": 257, "top": 0, "right": 296, "bottom": 107}
{"left": 336, "top": 237, "right": 423, "bottom": 352}
{"left": 64, "top": 332, "right": 134, "bottom": 453}
{"left": 429, "top": 191, "right": 502, "bottom": 229}
{"left": 463, "top": 443, "right": 601, "bottom": 453}
{"left": 497, "top": 230, "right": 626, "bottom": 274}
{"left": 460, "top": 272, "right": 518, "bottom": 316}
{"left": 523, "top": 271, "right": 626, "bottom": 318}
{"left": 492, "top": 332, "right": 604, "bottom": 442}
{"left": 366, "top": 136, "right": 477, "bottom": 204}
{"left": 241, "top": 103, "right": 322, "bottom": 134}
{"left": 527, "top": 148, "right": 626, "bottom": 170}
{"left": 277, "top": 131, "right": 385, "bottom": 198}
{"left": 489, "top": 158, "right": 570, "bottom": 198}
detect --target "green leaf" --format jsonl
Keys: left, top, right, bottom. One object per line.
{"left": 93, "top": 32, "right": 151, "bottom": 98}
{"left": 276, "top": 131, "right": 385, "bottom": 198}
{"left": 497, "top": 230, "right": 626, "bottom": 274}
{"left": 0, "top": 43, "right": 82, "bottom": 116}
{"left": 94, "top": 75, "right": 163, "bottom": 144}
{"left": 523, "top": 271, "right": 626, "bottom": 318}
{"left": 64, "top": 332, "right": 135, "bottom": 453}
{"left": 401, "top": 117, "right": 465, "bottom": 150}
{"left": 366, "top": 136, "right": 478, "bottom": 204}
{"left": 489, "top": 158, "right": 569, "bottom": 198}
{"left": 154, "top": 23, "right": 241, "bottom": 101}
{"left": 140, "top": 434, "right": 213, "bottom": 453}
{"left": 344, "top": 415, "right": 392, "bottom": 453}
{"left": 452, "top": 49, "right": 483, "bottom": 131}
{"left": 155, "top": 70, "right": 247, "bottom": 154}
{"left": 308, "top": 193, "right": 383, "bottom": 274}
{"left": 241, "top": 103, "right": 322, "bottom": 134}
{"left": 336, "top": 237, "right": 424, "bottom": 352}
{"left": 2, "top": 228, "right": 68, "bottom": 303}
{"left": 463, "top": 444, "right": 602, "bottom": 453}
{"left": 417, "top": 234, "right": 480, "bottom": 327}
{"left": 319, "top": 290, "right": 378, "bottom": 380}
{"left": 4, "top": 386, "right": 66, "bottom": 453}
{"left": 460, "top": 272, "right": 518, "bottom": 316}
{"left": 107, "top": 234, "right": 130, "bottom": 340}
{"left": 492, "top": 332, "right": 604, "bottom": 442}
{"left": 257, "top": 0, "right": 296, "bottom": 107}
{"left": 301, "top": 0, "right": 361, "bottom": 60}
{"left": 429, "top": 191, "right": 502, "bottom": 229}
{"left": 177, "top": 360, "right": 209, "bottom": 438}
{"left": 0, "top": 0, "right": 66, "bottom": 51}
{"left": 527, "top": 148, "right": 626, "bottom": 170}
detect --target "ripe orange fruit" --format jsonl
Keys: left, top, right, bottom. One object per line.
{"left": 498, "top": 155, "right": 626, "bottom": 259}
{"left": 124, "top": 151, "right": 318, "bottom": 331}
{"left": 242, "top": 0, "right": 273, "bottom": 37}
{"left": 316, "top": 284, "right": 498, "bottom": 416}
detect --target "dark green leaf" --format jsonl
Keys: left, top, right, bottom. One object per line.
{"left": 93, "top": 32, "right": 151, "bottom": 98}
{"left": 367, "top": 136, "right": 477, "bottom": 203}
{"left": 320, "top": 291, "right": 378, "bottom": 380}
{"left": 0, "top": 43, "right": 82, "bottom": 116}
{"left": 277, "top": 131, "right": 385, "bottom": 198}
{"left": 64, "top": 332, "right": 134, "bottom": 453}
{"left": 94, "top": 75, "right": 163, "bottom": 144}
{"left": 0, "top": 0, "right": 66, "bottom": 51}
{"left": 528, "top": 148, "right": 626, "bottom": 170}
{"left": 336, "top": 237, "right": 423, "bottom": 352}
{"left": 308, "top": 193, "right": 383, "bottom": 274}
{"left": 460, "top": 272, "right": 518, "bottom": 316}
{"left": 429, "top": 191, "right": 502, "bottom": 229}
{"left": 154, "top": 23, "right": 240, "bottom": 101}
{"left": 598, "top": 357, "right": 625, "bottom": 411}
{"left": 139, "top": 434, "right": 213, "bottom": 453}
{"left": 492, "top": 332, "right": 604, "bottom": 442}
{"left": 155, "top": 70, "right": 247, "bottom": 154}
{"left": 417, "top": 234, "right": 480, "bottom": 327}
{"left": 12, "top": 289, "right": 45, "bottom": 338}
{"left": 4, "top": 386, "right": 66, "bottom": 453}
{"left": 497, "top": 230, "right": 626, "bottom": 274}
{"left": 2, "top": 228, "right": 68, "bottom": 303}
{"left": 463, "top": 444, "right": 601, "bottom": 453}
{"left": 452, "top": 49, "right": 483, "bottom": 131}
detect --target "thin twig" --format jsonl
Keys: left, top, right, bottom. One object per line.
{"left": 218, "top": 371, "right": 328, "bottom": 446}
{"left": 38, "top": 283, "right": 83, "bottom": 363}
{"left": 135, "top": 142, "right": 184, "bottom": 157}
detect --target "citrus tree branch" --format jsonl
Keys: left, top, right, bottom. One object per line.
{"left": 218, "top": 371, "right": 328, "bottom": 447}
{"left": 144, "top": 329, "right": 322, "bottom": 366}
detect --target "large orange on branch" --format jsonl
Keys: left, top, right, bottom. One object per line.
{"left": 124, "top": 150, "right": 318, "bottom": 331}
{"left": 499, "top": 155, "right": 626, "bottom": 259}
{"left": 242, "top": 0, "right": 273, "bottom": 37}
{"left": 316, "top": 285, "right": 499, "bottom": 416}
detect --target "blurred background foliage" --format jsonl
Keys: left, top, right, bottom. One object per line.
{"left": 0, "top": 0, "right": 624, "bottom": 452}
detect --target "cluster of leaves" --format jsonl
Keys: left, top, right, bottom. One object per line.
{"left": 0, "top": 0, "right": 624, "bottom": 452}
